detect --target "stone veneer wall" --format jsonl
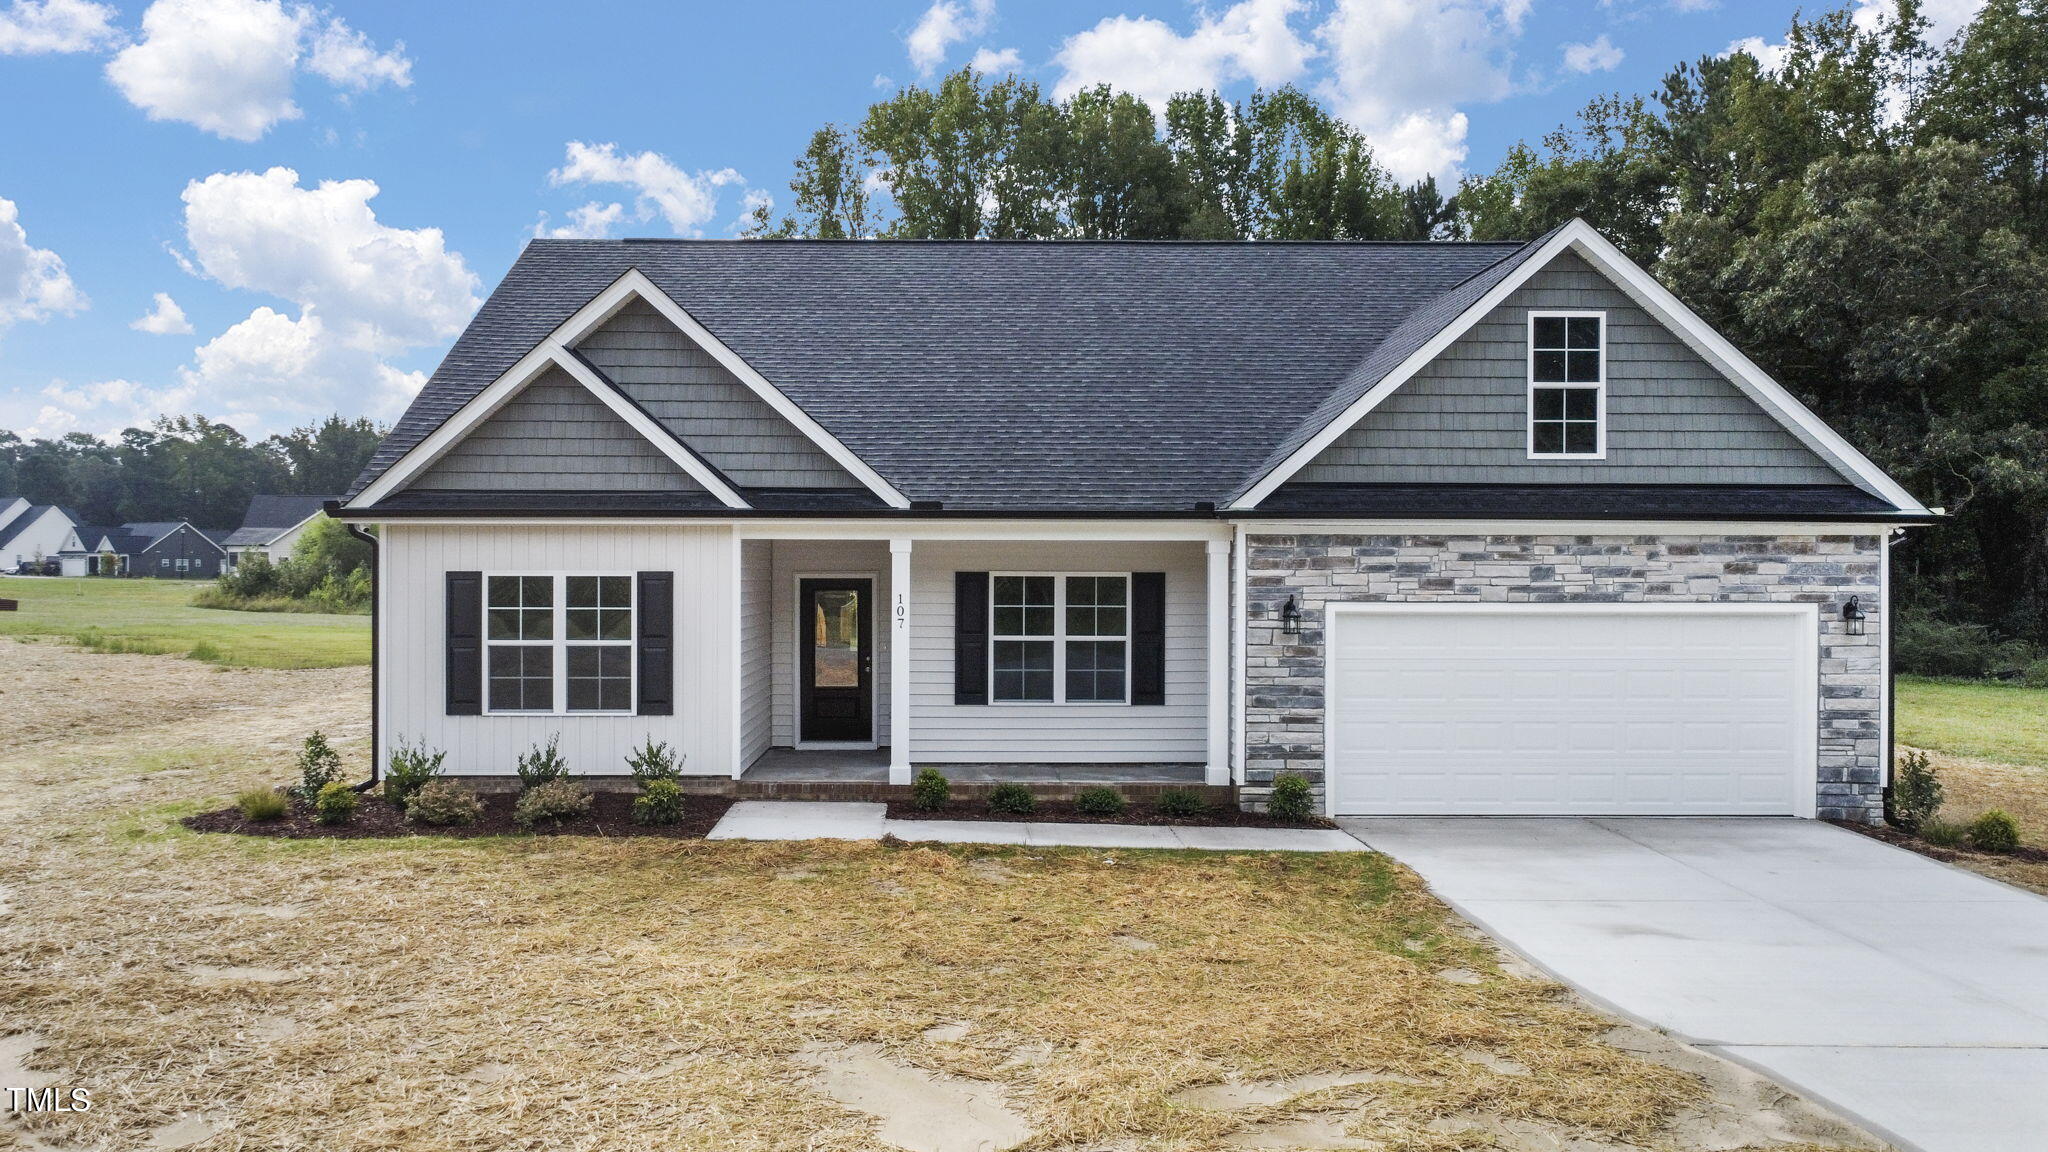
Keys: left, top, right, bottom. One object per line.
{"left": 1242, "top": 533, "right": 1885, "bottom": 823}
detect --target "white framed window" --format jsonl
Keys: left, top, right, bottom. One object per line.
{"left": 1528, "top": 310, "right": 1605, "bottom": 458}
{"left": 485, "top": 574, "right": 635, "bottom": 715}
{"left": 990, "top": 573, "right": 1130, "bottom": 704}
{"left": 174, "top": 557, "right": 187, "bottom": 571}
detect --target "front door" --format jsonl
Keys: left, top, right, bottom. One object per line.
{"left": 799, "top": 578, "right": 873, "bottom": 743}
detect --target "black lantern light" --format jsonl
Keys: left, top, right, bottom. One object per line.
{"left": 1281, "top": 594, "right": 1302, "bottom": 637}
{"left": 1842, "top": 595, "right": 1866, "bottom": 636}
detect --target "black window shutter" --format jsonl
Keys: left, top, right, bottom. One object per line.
{"left": 445, "top": 571, "right": 482, "bottom": 715}
{"left": 637, "top": 571, "right": 674, "bottom": 716}
{"left": 1131, "top": 571, "right": 1166, "bottom": 706}
{"left": 954, "top": 571, "right": 989, "bottom": 705}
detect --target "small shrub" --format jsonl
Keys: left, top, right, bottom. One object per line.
{"left": 1891, "top": 750, "right": 1944, "bottom": 833}
{"left": 236, "top": 788, "right": 287, "bottom": 821}
{"left": 293, "top": 731, "right": 344, "bottom": 799}
{"left": 186, "top": 640, "right": 226, "bottom": 664}
{"left": 987, "top": 783, "right": 1035, "bottom": 815}
{"left": 1267, "top": 773, "right": 1316, "bottom": 822}
{"left": 632, "top": 778, "right": 686, "bottom": 826}
{"left": 625, "top": 737, "right": 681, "bottom": 785}
{"left": 1920, "top": 820, "right": 1968, "bottom": 848}
{"left": 2021, "top": 658, "right": 2048, "bottom": 690}
{"left": 314, "top": 780, "right": 358, "bottom": 825}
{"left": 516, "top": 734, "right": 571, "bottom": 790}
{"left": 1156, "top": 787, "right": 1209, "bottom": 818}
{"left": 384, "top": 740, "right": 447, "bottom": 808}
{"left": 515, "top": 778, "right": 592, "bottom": 829}
{"left": 405, "top": 779, "right": 483, "bottom": 826}
{"left": 1075, "top": 786, "right": 1128, "bottom": 817}
{"left": 1968, "top": 809, "right": 2021, "bottom": 854}
{"left": 910, "top": 768, "right": 951, "bottom": 812}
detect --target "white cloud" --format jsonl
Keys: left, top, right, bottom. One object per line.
{"left": 17, "top": 377, "right": 193, "bottom": 439}
{"left": 970, "top": 45, "right": 1022, "bottom": 74}
{"left": 0, "top": 196, "right": 86, "bottom": 333}
{"left": 304, "top": 14, "right": 411, "bottom": 91}
{"left": 166, "top": 166, "right": 479, "bottom": 427}
{"left": 1854, "top": 0, "right": 1985, "bottom": 45}
{"left": 1562, "top": 34, "right": 1623, "bottom": 73}
{"left": 1315, "top": 0, "right": 1524, "bottom": 182}
{"left": 0, "top": 0, "right": 118, "bottom": 54}
{"left": 548, "top": 141, "right": 747, "bottom": 236}
{"left": 907, "top": 0, "right": 992, "bottom": 75}
{"left": 1670, "top": 0, "right": 1717, "bottom": 11}
{"left": 1722, "top": 34, "right": 1790, "bottom": 73}
{"left": 1051, "top": 0, "right": 1316, "bottom": 111}
{"left": 104, "top": 0, "right": 411, "bottom": 141}
{"left": 130, "top": 291, "right": 193, "bottom": 334}
{"left": 534, "top": 201, "right": 628, "bottom": 240}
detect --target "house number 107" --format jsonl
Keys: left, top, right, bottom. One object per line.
{"left": 895, "top": 593, "right": 906, "bottom": 630}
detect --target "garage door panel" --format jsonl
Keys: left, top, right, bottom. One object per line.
{"left": 1328, "top": 609, "right": 1811, "bottom": 816}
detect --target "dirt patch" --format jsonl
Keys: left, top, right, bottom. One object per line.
{"left": 795, "top": 1042, "right": 1034, "bottom": 1152}
{"left": 889, "top": 799, "right": 1333, "bottom": 828}
{"left": 182, "top": 789, "right": 735, "bottom": 840}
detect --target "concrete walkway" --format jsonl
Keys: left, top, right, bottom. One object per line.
{"left": 1342, "top": 817, "right": 2048, "bottom": 1152}
{"left": 706, "top": 800, "right": 1364, "bottom": 852}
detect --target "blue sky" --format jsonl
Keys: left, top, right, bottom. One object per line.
{"left": 0, "top": 0, "right": 1972, "bottom": 442}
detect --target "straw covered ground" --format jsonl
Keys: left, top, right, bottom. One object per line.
{"left": 1, "top": 638, "right": 1874, "bottom": 1152}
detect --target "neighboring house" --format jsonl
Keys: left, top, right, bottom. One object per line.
{"left": 122, "top": 521, "right": 228, "bottom": 579}
{"left": 0, "top": 503, "right": 82, "bottom": 572}
{"left": 57, "top": 523, "right": 122, "bottom": 575}
{"left": 223, "top": 494, "right": 336, "bottom": 569}
{"left": 336, "top": 221, "right": 1934, "bottom": 823}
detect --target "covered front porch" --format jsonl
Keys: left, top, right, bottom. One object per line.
{"left": 730, "top": 521, "right": 1235, "bottom": 791}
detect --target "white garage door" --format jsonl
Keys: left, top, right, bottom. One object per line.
{"left": 1326, "top": 606, "right": 1816, "bottom": 817}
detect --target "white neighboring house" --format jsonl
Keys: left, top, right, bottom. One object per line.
{"left": 0, "top": 502, "right": 82, "bottom": 573}
{"left": 224, "top": 495, "right": 337, "bottom": 569}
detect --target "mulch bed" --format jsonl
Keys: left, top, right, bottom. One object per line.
{"left": 887, "top": 800, "right": 1334, "bottom": 829}
{"left": 184, "top": 790, "right": 735, "bottom": 840}
{"left": 1833, "top": 819, "right": 2048, "bottom": 868}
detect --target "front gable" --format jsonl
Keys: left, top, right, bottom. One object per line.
{"left": 410, "top": 367, "right": 710, "bottom": 495}
{"left": 1297, "top": 251, "right": 1846, "bottom": 486}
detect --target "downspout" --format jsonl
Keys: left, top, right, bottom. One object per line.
{"left": 330, "top": 502, "right": 381, "bottom": 792}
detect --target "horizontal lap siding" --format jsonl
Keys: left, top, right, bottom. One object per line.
{"left": 769, "top": 540, "right": 892, "bottom": 748}
{"left": 576, "top": 300, "right": 862, "bottom": 489}
{"left": 1298, "top": 252, "right": 1849, "bottom": 485}
{"left": 739, "top": 539, "right": 773, "bottom": 768}
{"left": 908, "top": 541, "right": 1208, "bottom": 763}
{"left": 411, "top": 371, "right": 703, "bottom": 492}
{"left": 382, "top": 524, "right": 735, "bottom": 776}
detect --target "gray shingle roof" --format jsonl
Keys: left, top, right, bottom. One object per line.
{"left": 227, "top": 494, "right": 334, "bottom": 545}
{"left": 349, "top": 239, "right": 1533, "bottom": 512}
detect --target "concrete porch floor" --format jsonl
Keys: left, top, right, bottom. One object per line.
{"left": 741, "top": 748, "right": 1206, "bottom": 785}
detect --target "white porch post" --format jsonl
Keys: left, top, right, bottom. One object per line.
{"left": 889, "top": 538, "right": 913, "bottom": 785}
{"left": 1206, "top": 537, "right": 1230, "bottom": 786}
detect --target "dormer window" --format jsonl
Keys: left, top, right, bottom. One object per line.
{"left": 1528, "top": 311, "right": 1605, "bottom": 458}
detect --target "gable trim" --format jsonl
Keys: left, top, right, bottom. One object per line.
{"left": 1230, "top": 220, "right": 1927, "bottom": 514}
{"left": 350, "top": 338, "right": 751, "bottom": 510}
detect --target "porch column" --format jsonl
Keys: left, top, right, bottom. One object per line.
{"left": 889, "top": 538, "right": 913, "bottom": 785}
{"left": 1206, "top": 538, "right": 1230, "bottom": 785}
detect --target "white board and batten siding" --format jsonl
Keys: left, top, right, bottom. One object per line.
{"left": 738, "top": 539, "right": 775, "bottom": 768}
{"left": 908, "top": 541, "right": 1209, "bottom": 763}
{"left": 381, "top": 523, "right": 736, "bottom": 777}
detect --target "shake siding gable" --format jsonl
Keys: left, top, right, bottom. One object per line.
{"left": 410, "top": 369, "right": 705, "bottom": 492}
{"left": 1297, "top": 252, "right": 1848, "bottom": 485}
{"left": 575, "top": 298, "right": 863, "bottom": 489}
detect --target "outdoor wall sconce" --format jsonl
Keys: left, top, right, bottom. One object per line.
{"left": 1281, "top": 595, "right": 1302, "bottom": 636}
{"left": 1842, "top": 595, "right": 1866, "bottom": 636}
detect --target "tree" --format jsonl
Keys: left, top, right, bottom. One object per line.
{"left": 264, "top": 415, "right": 385, "bottom": 497}
{"left": 1062, "top": 85, "right": 1188, "bottom": 239}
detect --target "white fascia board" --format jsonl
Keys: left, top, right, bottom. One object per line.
{"left": 548, "top": 347, "right": 751, "bottom": 508}
{"left": 593, "top": 270, "right": 911, "bottom": 510}
{"left": 1234, "top": 518, "right": 1919, "bottom": 535}
{"left": 1231, "top": 219, "right": 1927, "bottom": 515}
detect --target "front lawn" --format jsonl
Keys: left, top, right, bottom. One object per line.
{"left": 1897, "top": 675, "right": 2048, "bottom": 770}
{"left": 0, "top": 644, "right": 1869, "bottom": 1152}
{"left": 0, "top": 575, "right": 368, "bottom": 668}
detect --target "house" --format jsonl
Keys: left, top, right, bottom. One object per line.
{"left": 57, "top": 523, "right": 120, "bottom": 575}
{"left": 335, "top": 221, "right": 1934, "bottom": 822}
{"left": 0, "top": 502, "right": 82, "bottom": 573}
{"left": 113, "top": 522, "right": 228, "bottom": 579}
{"left": 223, "top": 494, "right": 336, "bottom": 569}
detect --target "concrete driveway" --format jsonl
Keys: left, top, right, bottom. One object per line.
{"left": 1340, "top": 818, "right": 2048, "bottom": 1152}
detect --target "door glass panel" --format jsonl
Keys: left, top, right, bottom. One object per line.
{"left": 811, "top": 589, "right": 860, "bottom": 688}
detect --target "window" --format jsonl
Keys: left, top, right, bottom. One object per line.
{"left": 485, "top": 574, "right": 634, "bottom": 714}
{"left": 175, "top": 558, "right": 188, "bottom": 572}
{"left": 990, "top": 574, "right": 1129, "bottom": 703}
{"left": 1529, "top": 311, "right": 1604, "bottom": 457}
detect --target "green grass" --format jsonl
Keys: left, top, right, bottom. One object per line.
{"left": 0, "top": 576, "right": 368, "bottom": 668}
{"left": 1897, "top": 675, "right": 2048, "bottom": 770}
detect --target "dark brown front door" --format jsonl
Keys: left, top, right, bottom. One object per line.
{"left": 799, "top": 578, "right": 873, "bottom": 742}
